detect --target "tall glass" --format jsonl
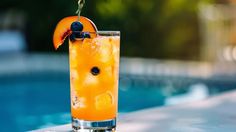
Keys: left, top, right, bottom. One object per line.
{"left": 69, "top": 31, "right": 120, "bottom": 131}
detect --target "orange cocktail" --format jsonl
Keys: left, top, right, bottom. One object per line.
{"left": 69, "top": 31, "right": 120, "bottom": 130}
{"left": 69, "top": 33, "right": 120, "bottom": 121}
{"left": 52, "top": 1, "right": 119, "bottom": 131}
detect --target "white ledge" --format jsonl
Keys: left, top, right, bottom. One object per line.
{"left": 31, "top": 90, "right": 236, "bottom": 132}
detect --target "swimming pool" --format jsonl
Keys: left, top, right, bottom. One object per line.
{"left": 1, "top": 54, "right": 236, "bottom": 131}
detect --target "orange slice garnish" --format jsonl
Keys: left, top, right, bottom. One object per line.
{"left": 53, "top": 16, "right": 97, "bottom": 50}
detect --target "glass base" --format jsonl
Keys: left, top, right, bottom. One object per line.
{"left": 72, "top": 117, "right": 116, "bottom": 132}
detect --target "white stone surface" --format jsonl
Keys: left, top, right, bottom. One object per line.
{"left": 32, "top": 90, "right": 236, "bottom": 132}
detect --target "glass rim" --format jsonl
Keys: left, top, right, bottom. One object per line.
{"left": 71, "top": 31, "right": 120, "bottom": 35}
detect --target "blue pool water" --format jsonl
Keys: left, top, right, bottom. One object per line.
{"left": 1, "top": 71, "right": 236, "bottom": 131}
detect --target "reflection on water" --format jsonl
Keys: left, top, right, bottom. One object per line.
{"left": 165, "top": 83, "right": 209, "bottom": 105}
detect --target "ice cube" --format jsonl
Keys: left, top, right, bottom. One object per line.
{"left": 69, "top": 51, "right": 78, "bottom": 68}
{"left": 95, "top": 91, "right": 113, "bottom": 110}
{"left": 83, "top": 73, "right": 98, "bottom": 86}
{"left": 98, "top": 39, "right": 112, "bottom": 62}
{"left": 70, "top": 69, "right": 79, "bottom": 81}
{"left": 71, "top": 96, "right": 86, "bottom": 109}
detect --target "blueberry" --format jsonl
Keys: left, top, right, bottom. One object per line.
{"left": 70, "top": 32, "right": 91, "bottom": 41}
{"left": 71, "top": 21, "right": 83, "bottom": 31}
{"left": 91, "top": 67, "right": 100, "bottom": 76}
{"left": 74, "top": 32, "right": 83, "bottom": 38}
{"left": 69, "top": 33, "right": 76, "bottom": 42}
{"left": 70, "top": 32, "right": 83, "bottom": 41}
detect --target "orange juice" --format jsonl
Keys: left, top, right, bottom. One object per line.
{"left": 69, "top": 32, "right": 120, "bottom": 121}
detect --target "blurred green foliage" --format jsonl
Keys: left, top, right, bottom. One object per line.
{"left": 0, "top": 0, "right": 215, "bottom": 60}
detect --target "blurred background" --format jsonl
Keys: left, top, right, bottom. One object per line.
{"left": 1, "top": 0, "right": 236, "bottom": 60}
{"left": 1, "top": 0, "right": 236, "bottom": 131}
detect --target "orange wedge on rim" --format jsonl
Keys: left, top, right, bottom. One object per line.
{"left": 53, "top": 16, "right": 97, "bottom": 50}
